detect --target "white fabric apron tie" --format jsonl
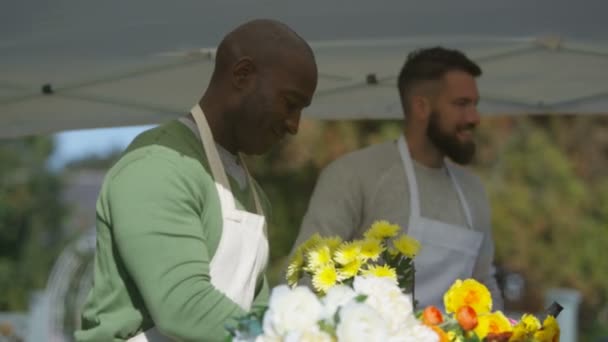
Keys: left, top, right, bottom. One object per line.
{"left": 397, "top": 135, "right": 483, "bottom": 310}
{"left": 128, "top": 105, "right": 269, "bottom": 341}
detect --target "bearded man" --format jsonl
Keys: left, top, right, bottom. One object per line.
{"left": 290, "top": 46, "right": 503, "bottom": 311}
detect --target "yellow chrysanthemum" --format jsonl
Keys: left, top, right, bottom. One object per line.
{"left": 364, "top": 220, "right": 400, "bottom": 240}
{"left": 392, "top": 234, "right": 421, "bottom": 258}
{"left": 362, "top": 265, "right": 397, "bottom": 281}
{"left": 519, "top": 314, "right": 541, "bottom": 331}
{"left": 305, "top": 245, "right": 333, "bottom": 272}
{"left": 473, "top": 311, "right": 512, "bottom": 339}
{"left": 322, "top": 236, "right": 343, "bottom": 252}
{"left": 299, "top": 233, "right": 323, "bottom": 253}
{"left": 338, "top": 259, "right": 364, "bottom": 279}
{"left": 510, "top": 325, "right": 531, "bottom": 342}
{"left": 444, "top": 279, "right": 493, "bottom": 314}
{"left": 359, "top": 238, "right": 384, "bottom": 261}
{"left": 312, "top": 264, "right": 339, "bottom": 293}
{"left": 334, "top": 241, "right": 361, "bottom": 265}
{"left": 510, "top": 314, "right": 542, "bottom": 341}
{"left": 446, "top": 331, "right": 462, "bottom": 342}
{"left": 522, "top": 314, "right": 541, "bottom": 330}
{"left": 387, "top": 247, "right": 399, "bottom": 258}
{"left": 285, "top": 252, "right": 304, "bottom": 286}
{"left": 534, "top": 315, "right": 559, "bottom": 342}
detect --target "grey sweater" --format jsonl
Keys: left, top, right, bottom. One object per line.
{"left": 292, "top": 140, "right": 503, "bottom": 309}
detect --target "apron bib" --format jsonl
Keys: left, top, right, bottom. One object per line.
{"left": 397, "top": 136, "right": 483, "bottom": 309}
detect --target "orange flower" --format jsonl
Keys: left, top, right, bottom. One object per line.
{"left": 422, "top": 306, "right": 444, "bottom": 326}
{"left": 429, "top": 325, "right": 449, "bottom": 342}
{"left": 456, "top": 305, "right": 478, "bottom": 331}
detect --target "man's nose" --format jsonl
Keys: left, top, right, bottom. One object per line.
{"left": 285, "top": 111, "right": 301, "bottom": 135}
{"left": 468, "top": 106, "right": 480, "bottom": 126}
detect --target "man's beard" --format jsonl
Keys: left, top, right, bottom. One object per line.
{"left": 427, "top": 111, "right": 476, "bottom": 165}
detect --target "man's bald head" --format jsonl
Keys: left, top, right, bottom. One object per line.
{"left": 211, "top": 19, "right": 315, "bottom": 81}
{"left": 201, "top": 19, "right": 317, "bottom": 156}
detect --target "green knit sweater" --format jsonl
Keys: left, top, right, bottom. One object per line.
{"left": 75, "top": 120, "right": 271, "bottom": 342}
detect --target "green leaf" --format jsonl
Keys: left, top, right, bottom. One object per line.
{"left": 354, "top": 294, "right": 368, "bottom": 303}
{"left": 318, "top": 319, "right": 337, "bottom": 336}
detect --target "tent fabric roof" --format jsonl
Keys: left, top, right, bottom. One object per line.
{"left": 1, "top": 0, "right": 608, "bottom": 137}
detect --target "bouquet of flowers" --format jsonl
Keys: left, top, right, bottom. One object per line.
{"left": 286, "top": 220, "right": 418, "bottom": 295}
{"left": 421, "top": 279, "right": 561, "bottom": 342}
{"left": 227, "top": 221, "right": 560, "bottom": 342}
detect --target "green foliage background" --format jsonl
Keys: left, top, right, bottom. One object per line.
{"left": 0, "top": 137, "right": 66, "bottom": 310}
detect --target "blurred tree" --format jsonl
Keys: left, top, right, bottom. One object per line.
{"left": 0, "top": 136, "right": 67, "bottom": 311}
{"left": 476, "top": 116, "right": 608, "bottom": 336}
{"left": 63, "top": 148, "right": 123, "bottom": 171}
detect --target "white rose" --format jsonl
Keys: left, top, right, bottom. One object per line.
{"left": 262, "top": 285, "right": 322, "bottom": 337}
{"left": 388, "top": 323, "right": 439, "bottom": 342}
{"left": 232, "top": 336, "right": 258, "bottom": 342}
{"left": 255, "top": 335, "right": 280, "bottom": 342}
{"left": 336, "top": 302, "right": 389, "bottom": 342}
{"left": 353, "top": 276, "right": 415, "bottom": 335}
{"left": 284, "top": 329, "right": 334, "bottom": 342}
{"left": 320, "top": 284, "right": 356, "bottom": 321}
{"left": 352, "top": 275, "right": 401, "bottom": 299}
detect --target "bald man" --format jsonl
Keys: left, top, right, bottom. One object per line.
{"left": 75, "top": 20, "right": 317, "bottom": 341}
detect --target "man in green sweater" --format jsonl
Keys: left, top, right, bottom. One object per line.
{"left": 75, "top": 19, "right": 317, "bottom": 341}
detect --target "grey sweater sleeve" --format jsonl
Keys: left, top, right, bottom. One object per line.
{"left": 290, "top": 158, "right": 363, "bottom": 254}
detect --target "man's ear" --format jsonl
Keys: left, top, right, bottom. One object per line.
{"left": 410, "top": 94, "right": 432, "bottom": 122}
{"left": 232, "top": 57, "right": 256, "bottom": 90}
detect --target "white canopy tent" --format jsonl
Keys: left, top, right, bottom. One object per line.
{"left": 2, "top": 0, "right": 607, "bottom": 138}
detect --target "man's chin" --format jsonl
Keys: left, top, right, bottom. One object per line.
{"left": 240, "top": 141, "right": 275, "bottom": 156}
{"left": 450, "top": 156, "right": 474, "bottom": 165}
{"left": 447, "top": 146, "right": 476, "bottom": 165}
{"left": 240, "top": 147, "right": 265, "bottom": 156}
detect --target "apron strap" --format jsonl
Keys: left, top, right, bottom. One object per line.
{"left": 238, "top": 153, "right": 264, "bottom": 216}
{"left": 191, "top": 104, "right": 265, "bottom": 219}
{"left": 191, "top": 104, "right": 235, "bottom": 214}
{"left": 238, "top": 153, "right": 267, "bottom": 236}
{"left": 397, "top": 136, "right": 421, "bottom": 221}
{"left": 444, "top": 164, "right": 474, "bottom": 229}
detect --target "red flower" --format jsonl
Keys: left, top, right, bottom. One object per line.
{"left": 485, "top": 332, "right": 513, "bottom": 342}
{"left": 422, "top": 306, "right": 444, "bottom": 326}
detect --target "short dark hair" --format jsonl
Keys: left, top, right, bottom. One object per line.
{"left": 397, "top": 47, "right": 481, "bottom": 112}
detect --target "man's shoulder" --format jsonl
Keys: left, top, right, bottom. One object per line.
{"left": 104, "top": 125, "right": 209, "bottom": 187}
{"left": 124, "top": 120, "right": 199, "bottom": 154}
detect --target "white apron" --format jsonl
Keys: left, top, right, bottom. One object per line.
{"left": 128, "top": 105, "right": 269, "bottom": 341}
{"left": 397, "top": 135, "right": 483, "bottom": 310}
